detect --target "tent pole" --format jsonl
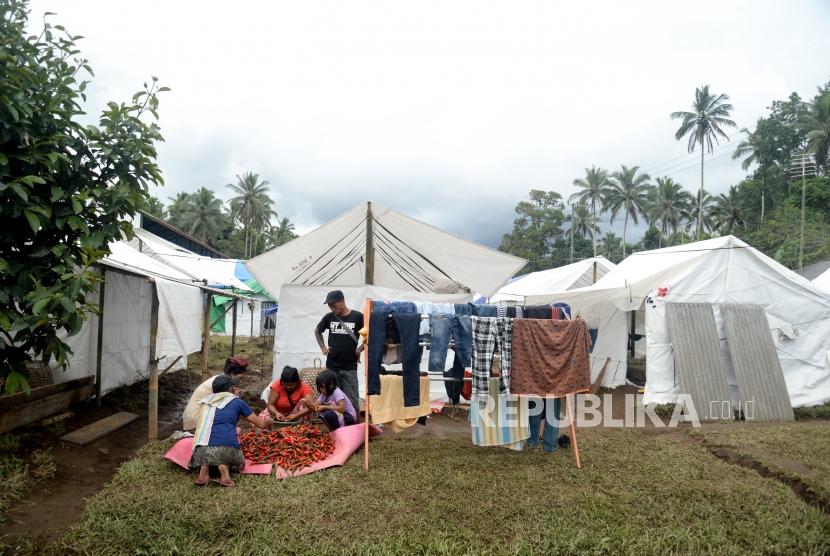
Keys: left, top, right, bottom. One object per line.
{"left": 201, "top": 292, "right": 212, "bottom": 379}
{"left": 365, "top": 202, "right": 375, "bottom": 285}
{"left": 231, "top": 300, "right": 238, "bottom": 356}
{"left": 363, "top": 298, "right": 373, "bottom": 471}
{"left": 148, "top": 284, "right": 160, "bottom": 441}
{"left": 592, "top": 260, "right": 597, "bottom": 284}
{"left": 629, "top": 311, "right": 636, "bottom": 358}
{"left": 95, "top": 268, "right": 107, "bottom": 406}
{"left": 565, "top": 395, "right": 581, "bottom": 469}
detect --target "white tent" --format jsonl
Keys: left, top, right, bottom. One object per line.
{"left": 130, "top": 228, "right": 251, "bottom": 291}
{"left": 812, "top": 267, "right": 830, "bottom": 294}
{"left": 489, "top": 257, "right": 616, "bottom": 304}
{"left": 246, "top": 201, "right": 526, "bottom": 299}
{"left": 49, "top": 241, "right": 205, "bottom": 395}
{"left": 526, "top": 236, "right": 830, "bottom": 408}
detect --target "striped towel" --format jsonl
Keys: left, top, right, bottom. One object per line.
{"left": 470, "top": 378, "right": 529, "bottom": 451}
{"left": 192, "top": 392, "right": 236, "bottom": 451}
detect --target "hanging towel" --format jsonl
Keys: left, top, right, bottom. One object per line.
{"left": 193, "top": 392, "right": 237, "bottom": 451}
{"left": 369, "top": 375, "right": 431, "bottom": 432}
{"left": 470, "top": 378, "right": 529, "bottom": 451}
{"left": 510, "top": 318, "right": 592, "bottom": 397}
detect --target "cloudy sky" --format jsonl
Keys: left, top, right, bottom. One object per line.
{"left": 27, "top": 0, "right": 830, "bottom": 247}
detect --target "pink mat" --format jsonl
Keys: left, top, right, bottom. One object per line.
{"left": 275, "top": 424, "right": 383, "bottom": 479}
{"left": 164, "top": 437, "right": 273, "bottom": 475}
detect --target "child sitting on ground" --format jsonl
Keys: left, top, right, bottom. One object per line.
{"left": 313, "top": 369, "right": 357, "bottom": 430}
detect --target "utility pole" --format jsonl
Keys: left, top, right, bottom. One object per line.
{"left": 790, "top": 153, "right": 817, "bottom": 272}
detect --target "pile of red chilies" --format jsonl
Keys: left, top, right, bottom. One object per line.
{"left": 239, "top": 423, "right": 335, "bottom": 471}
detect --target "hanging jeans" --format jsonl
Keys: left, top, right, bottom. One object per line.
{"left": 471, "top": 316, "right": 513, "bottom": 396}
{"left": 471, "top": 304, "right": 498, "bottom": 317}
{"left": 527, "top": 397, "right": 561, "bottom": 452}
{"left": 366, "top": 302, "right": 417, "bottom": 396}
{"left": 428, "top": 314, "right": 472, "bottom": 372}
{"left": 393, "top": 312, "right": 423, "bottom": 407}
{"left": 443, "top": 353, "right": 466, "bottom": 404}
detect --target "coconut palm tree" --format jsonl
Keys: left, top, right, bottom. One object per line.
{"left": 167, "top": 192, "right": 192, "bottom": 229}
{"left": 671, "top": 85, "right": 737, "bottom": 238}
{"left": 227, "top": 172, "right": 277, "bottom": 258}
{"left": 803, "top": 92, "right": 830, "bottom": 173}
{"left": 731, "top": 127, "right": 770, "bottom": 220}
{"left": 266, "top": 217, "right": 297, "bottom": 249}
{"left": 647, "top": 177, "right": 694, "bottom": 246}
{"left": 179, "top": 187, "right": 224, "bottom": 244}
{"left": 563, "top": 204, "right": 598, "bottom": 262}
{"left": 605, "top": 165, "right": 651, "bottom": 257}
{"left": 711, "top": 186, "right": 745, "bottom": 234}
{"left": 569, "top": 166, "right": 610, "bottom": 257}
{"left": 600, "top": 232, "right": 623, "bottom": 262}
{"left": 681, "top": 189, "right": 716, "bottom": 238}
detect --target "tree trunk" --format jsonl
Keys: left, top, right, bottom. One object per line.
{"left": 622, "top": 214, "right": 628, "bottom": 258}
{"left": 570, "top": 204, "right": 574, "bottom": 263}
{"left": 591, "top": 200, "right": 597, "bottom": 258}
{"left": 698, "top": 146, "right": 704, "bottom": 240}
{"left": 760, "top": 188, "right": 765, "bottom": 221}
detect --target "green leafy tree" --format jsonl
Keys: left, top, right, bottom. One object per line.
{"left": 803, "top": 91, "right": 830, "bottom": 173}
{"left": 563, "top": 204, "right": 597, "bottom": 263}
{"left": 227, "top": 172, "right": 276, "bottom": 258}
{"left": 739, "top": 204, "right": 830, "bottom": 269}
{"left": 179, "top": 187, "right": 224, "bottom": 244}
{"left": 671, "top": 85, "right": 737, "bottom": 238}
{"left": 605, "top": 165, "right": 651, "bottom": 257}
{"left": 266, "top": 217, "right": 298, "bottom": 249}
{"left": 499, "top": 190, "right": 565, "bottom": 272}
{"left": 0, "top": 1, "right": 166, "bottom": 392}
{"left": 141, "top": 196, "right": 166, "bottom": 219}
{"left": 569, "top": 166, "right": 610, "bottom": 257}
{"left": 599, "top": 232, "right": 623, "bottom": 263}
{"left": 166, "top": 192, "right": 192, "bottom": 229}
{"left": 711, "top": 186, "right": 745, "bottom": 234}
{"left": 641, "top": 225, "right": 662, "bottom": 250}
{"left": 647, "top": 177, "right": 694, "bottom": 246}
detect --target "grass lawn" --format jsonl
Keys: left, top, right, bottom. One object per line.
{"left": 48, "top": 428, "right": 829, "bottom": 555}
{"left": 689, "top": 423, "right": 830, "bottom": 505}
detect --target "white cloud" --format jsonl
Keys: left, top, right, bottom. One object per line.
{"left": 26, "top": 0, "right": 830, "bottom": 247}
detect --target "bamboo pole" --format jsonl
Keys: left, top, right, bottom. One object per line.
{"left": 565, "top": 395, "right": 581, "bottom": 469}
{"left": 201, "top": 292, "right": 212, "bottom": 379}
{"left": 363, "top": 298, "right": 373, "bottom": 471}
{"left": 148, "top": 285, "right": 160, "bottom": 441}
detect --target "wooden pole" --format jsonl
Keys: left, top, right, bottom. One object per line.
{"left": 363, "top": 298, "right": 373, "bottom": 471}
{"left": 592, "top": 260, "right": 597, "bottom": 284}
{"left": 365, "top": 202, "right": 375, "bottom": 285}
{"left": 565, "top": 395, "right": 581, "bottom": 469}
{"left": 148, "top": 284, "right": 160, "bottom": 441}
{"left": 94, "top": 268, "right": 107, "bottom": 406}
{"left": 201, "top": 292, "right": 212, "bottom": 379}
{"left": 231, "top": 299, "right": 238, "bottom": 356}
{"left": 629, "top": 310, "right": 636, "bottom": 358}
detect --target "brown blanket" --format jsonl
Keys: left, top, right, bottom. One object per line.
{"left": 510, "top": 318, "right": 592, "bottom": 397}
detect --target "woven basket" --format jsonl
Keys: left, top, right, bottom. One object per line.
{"left": 299, "top": 358, "right": 324, "bottom": 396}
{"left": 26, "top": 361, "right": 54, "bottom": 389}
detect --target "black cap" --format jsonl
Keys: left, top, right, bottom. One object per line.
{"left": 324, "top": 290, "right": 345, "bottom": 305}
{"left": 212, "top": 374, "right": 241, "bottom": 393}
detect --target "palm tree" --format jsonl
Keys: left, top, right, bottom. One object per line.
{"left": 671, "top": 85, "right": 738, "bottom": 238}
{"left": 731, "top": 127, "right": 768, "bottom": 220}
{"left": 600, "top": 232, "right": 622, "bottom": 262}
{"left": 167, "top": 192, "right": 192, "bottom": 229}
{"left": 179, "top": 187, "right": 224, "bottom": 243}
{"left": 711, "top": 186, "right": 745, "bottom": 234}
{"left": 605, "top": 165, "right": 651, "bottom": 257}
{"left": 563, "top": 204, "right": 598, "bottom": 262}
{"left": 266, "top": 217, "right": 297, "bottom": 249}
{"left": 647, "top": 177, "right": 694, "bottom": 246}
{"left": 227, "top": 172, "right": 277, "bottom": 258}
{"left": 803, "top": 92, "right": 830, "bottom": 173}
{"left": 569, "top": 166, "right": 610, "bottom": 257}
{"left": 681, "top": 189, "right": 716, "bottom": 238}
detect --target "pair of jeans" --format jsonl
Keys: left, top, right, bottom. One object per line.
{"left": 330, "top": 368, "right": 360, "bottom": 420}
{"left": 320, "top": 409, "right": 356, "bottom": 430}
{"left": 394, "top": 312, "right": 423, "bottom": 407}
{"left": 527, "top": 397, "right": 561, "bottom": 452}
{"left": 471, "top": 304, "right": 498, "bottom": 317}
{"left": 415, "top": 302, "right": 454, "bottom": 336}
{"left": 428, "top": 314, "right": 472, "bottom": 372}
{"left": 366, "top": 302, "right": 418, "bottom": 395}
{"left": 443, "top": 353, "right": 466, "bottom": 404}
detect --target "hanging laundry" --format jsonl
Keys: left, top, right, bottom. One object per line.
{"left": 366, "top": 302, "right": 417, "bottom": 396}
{"left": 496, "top": 306, "right": 518, "bottom": 318}
{"left": 470, "top": 378, "right": 529, "bottom": 451}
{"left": 521, "top": 305, "right": 553, "bottom": 319}
{"left": 510, "top": 319, "right": 592, "bottom": 397}
{"left": 393, "top": 312, "right": 423, "bottom": 407}
{"left": 428, "top": 314, "right": 472, "bottom": 372}
{"left": 471, "top": 316, "right": 513, "bottom": 395}
{"left": 470, "top": 304, "right": 498, "bottom": 317}
{"left": 369, "top": 375, "right": 431, "bottom": 432}
{"left": 414, "top": 302, "right": 454, "bottom": 336}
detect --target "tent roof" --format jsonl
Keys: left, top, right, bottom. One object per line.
{"left": 131, "top": 229, "right": 252, "bottom": 291}
{"left": 813, "top": 266, "right": 830, "bottom": 293}
{"left": 245, "top": 201, "right": 526, "bottom": 298}
{"left": 525, "top": 236, "right": 820, "bottom": 311}
{"left": 489, "top": 257, "right": 615, "bottom": 302}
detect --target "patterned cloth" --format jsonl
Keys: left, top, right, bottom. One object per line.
{"left": 471, "top": 316, "right": 513, "bottom": 396}
{"left": 470, "top": 378, "right": 529, "bottom": 451}
{"left": 510, "top": 318, "right": 592, "bottom": 397}
{"left": 190, "top": 445, "right": 246, "bottom": 471}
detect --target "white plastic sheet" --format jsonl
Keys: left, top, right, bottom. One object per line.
{"left": 155, "top": 278, "right": 204, "bottom": 363}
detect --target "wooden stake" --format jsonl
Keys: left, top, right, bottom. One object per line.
{"left": 365, "top": 202, "right": 375, "bottom": 285}
{"left": 94, "top": 268, "right": 107, "bottom": 406}
{"left": 201, "top": 292, "right": 212, "bottom": 379}
{"left": 148, "top": 285, "right": 160, "bottom": 441}
{"left": 363, "top": 298, "right": 373, "bottom": 471}
{"left": 231, "top": 300, "right": 238, "bottom": 356}
{"left": 565, "top": 395, "right": 581, "bottom": 469}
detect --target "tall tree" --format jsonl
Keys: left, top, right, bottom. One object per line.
{"left": 167, "top": 192, "right": 192, "bottom": 229}
{"left": 563, "top": 204, "right": 598, "bottom": 262}
{"left": 671, "top": 85, "right": 737, "bottom": 238}
{"left": 647, "top": 177, "right": 694, "bottom": 246}
{"left": 227, "top": 172, "right": 276, "bottom": 258}
{"left": 711, "top": 185, "right": 745, "bottom": 234}
{"left": 179, "top": 187, "right": 224, "bottom": 243}
{"left": 141, "top": 196, "right": 166, "bottom": 219}
{"left": 266, "top": 217, "right": 298, "bottom": 249}
{"left": 569, "top": 166, "right": 610, "bottom": 257}
{"left": 599, "top": 232, "right": 623, "bottom": 263}
{"left": 803, "top": 91, "right": 830, "bottom": 174}
{"left": 0, "top": 1, "right": 166, "bottom": 392}
{"left": 499, "top": 190, "right": 565, "bottom": 272}
{"left": 605, "top": 165, "right": 651, "bottom": 257}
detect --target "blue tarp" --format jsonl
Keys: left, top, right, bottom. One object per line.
{"left": 235, "top": 261, "right": 253, "bottom": 282}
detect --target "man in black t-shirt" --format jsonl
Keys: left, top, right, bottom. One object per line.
{"left": 314, "top": 290, "right": 364, "bottom": 417}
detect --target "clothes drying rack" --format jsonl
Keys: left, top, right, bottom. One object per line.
{"left": 361, "top": 299, "right": 583, "bottom": 471}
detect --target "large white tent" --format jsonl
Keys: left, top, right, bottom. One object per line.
{"left": 811, "top": 266, "right": 830, "bottom": 294}
{"left": 526, "top": 236, "right": 830, "bottom": 408}
{"left": 246, "top": 201, "right": 526, "bottom": 299}
{"left": 489, "top": 257, "right": 616, "bottom": 304}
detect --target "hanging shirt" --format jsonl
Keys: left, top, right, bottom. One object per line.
{"left": 317, "top": 310, "right": 364, "bottom": 370}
